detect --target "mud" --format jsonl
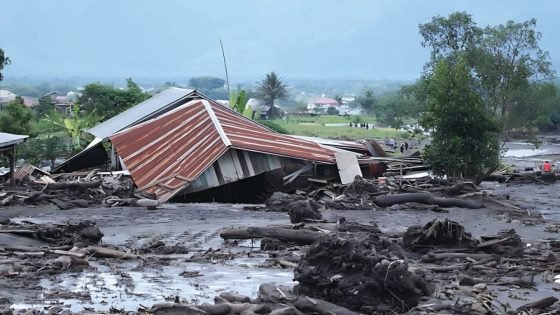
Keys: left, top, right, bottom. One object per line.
{"left": 1, "top": 143, "right": 560, "bottom": 313}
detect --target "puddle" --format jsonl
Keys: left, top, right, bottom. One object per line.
{"left": 12, "top": 258, "right": 295, "bottom": 312}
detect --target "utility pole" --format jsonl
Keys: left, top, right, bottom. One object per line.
{"left": 219, "top": 38, "right": 231, "bottom": 95}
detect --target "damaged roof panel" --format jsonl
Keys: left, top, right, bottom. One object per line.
{"left": 212, "top": 104, "right": 336, "bottom": 163}
{"left": 110, "top": 100, "right": 229, "bottom": 200}
{"left": 110, "top": 99, "right": 337, "bottom": 202}
{"left": 87, "top": 87, "right": 195, "bottom": 139}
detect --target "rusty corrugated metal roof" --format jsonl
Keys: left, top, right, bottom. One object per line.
{"left": 110, "top": 99, "right": 336, "bottom": 202}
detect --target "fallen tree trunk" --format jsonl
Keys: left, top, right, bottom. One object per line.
{"left": 432, "top": 197, "right": 483, "bottom": 209}
{"left": 516, "top": 296, "right": 558, "bottom": 312}
{"left": 220, "top": 228, "right": 254, "bottom": 240}
{"left": 421, "top": 252, "right": 498, "bottom": 262}
{"left": 374, "top": 193, "right": 482, "bottom": 209}
{"left": 374, "top": 193, "right": 433, "bottom": 207}
{"left": 246, "top": 227, "right": 322, "bottom": 245}
{"left": 46, "top": 179, "right": 102, "bottom": 191}
{"left": 294, "top": 296, "right": 360, "bottom": 315}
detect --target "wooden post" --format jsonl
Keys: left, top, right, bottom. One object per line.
{"left": 9, "top": 145, "right": 15, "bottom": 187}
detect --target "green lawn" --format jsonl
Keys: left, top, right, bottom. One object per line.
{"left": 267, "top": 117, "right": 408, "bottom": 140}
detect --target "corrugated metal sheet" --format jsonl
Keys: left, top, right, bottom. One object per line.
{"left": 110, "top": 99, "right": 337, "bottom": 202}
{"left": 212, "top": 105, "right": 336, "bottom": 162}
{"left": 0, "top": 132, "right": 28, "bottom": 149}
{"left": 87, "top": 87, "right": 195, "bottom": 139}
{"left": 181, "top": 148, "right": 292, "bottom": 194}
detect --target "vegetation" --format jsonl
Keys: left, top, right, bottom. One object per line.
{"left": 412, "top": 11, "right": 556, "bottom": 179}
{"left": 79, "top": 78, "right": 149, "bottom": 120}
{"left": 229, "top": 89, "right": 252, "bottom": 117}
{"left": 0, "top": 48, "right": 10, "bottom": 81}
{"left": 266, "top": 118, "right": 407, "bottom": 140}
{"left": 188, "top": 76, "right": 228, "bottom": 100}
{"left": 0, "top": 99, "right": 34, "bottom": 135}
{"left": 421, "top": 57, "right": 499, "bottom": 178}
{"left": 255, "top": 72, "right": 288, "bottom": 109}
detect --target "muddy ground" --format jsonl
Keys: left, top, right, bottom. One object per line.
{"left": 1, "top": 143, "right": 560, "bottom": 313}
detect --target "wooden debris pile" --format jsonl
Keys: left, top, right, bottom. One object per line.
{"left": 0, "top": 167, "right": 140, "bottom": 210}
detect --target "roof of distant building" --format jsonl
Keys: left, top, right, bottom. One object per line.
{"left": 21, "top": 96, "right": 39, "bottom": 107}
{"left": 310, "top": 96, "right": 338, "bottom": 106}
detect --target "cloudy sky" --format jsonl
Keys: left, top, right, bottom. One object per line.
{"left": 1, "top": 0, "right": 559, "bottom": 80}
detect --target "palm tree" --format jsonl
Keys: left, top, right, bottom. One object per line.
{"left": 255, "top": 72, "right": 288, "bottom": 107}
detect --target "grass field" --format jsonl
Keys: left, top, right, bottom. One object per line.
{"left": 266, "top": 115, "right": 409, "bottom": 140}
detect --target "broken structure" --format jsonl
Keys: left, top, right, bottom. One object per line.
{"left": 0, "top": 132, "right": 28, "bottom": 186}
{"left": 53, "top": 88, "right": 385, "bottom": 203}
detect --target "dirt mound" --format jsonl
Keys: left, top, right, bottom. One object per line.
{"left": 294, "top": 233, "right": 433, "bottom": 314}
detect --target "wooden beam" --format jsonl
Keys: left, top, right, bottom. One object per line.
{"left": 10, "top": 145, "right": 15, "bottom": 187}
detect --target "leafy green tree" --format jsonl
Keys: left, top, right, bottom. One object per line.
{"left": 333, "top": 95, "right": 343, "bottom": 105}
{"left": 0, "top": 48, "right": 10, "bottom": 81}
{"left": 421, "top": 58, "right": 499, "bottom": 179}
{"left": 35, "top": 96, "right": 55, "bottom": 117}
{"left": 326, "top": 106, "right": 339, "bottom": 115}
{"left": 418, "top": 12, "right": 554, "bottom": 133}
{"left": 18, "top": 136, "right": 71, "bottom": 169}
{"left": 357, "top": 90, "right": 375, "bottom": 114}
{"left": 255, "top": 72, "right": 288, "bottom": 107}
{"left": 42, "top": 104, "right": 98, "bottom": 148}
{"left": 189, "top": 76, "right": 225, "bottom": 90}
{"left": 229, "top": 90, "right": 249, "bottom": 115}
{"left": 79, "top": 78, "right": 149, "bottom": 119}
{"left": 0, "top": 99, "right": 33, "bottom": 135}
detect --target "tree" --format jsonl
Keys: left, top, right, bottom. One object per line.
{"left": 189, "top": 76, "right": 225, "bottom": 90}
{"left": 421, "top": 58, "right": 499, "bottom": 179}
{"left": 35, "top": 96, "right": 55, "bottom": 117}
{"left": 18, "top": 136, "right": 71, "bottom": 169}
{"left": 229, "top": 90, "right": 249, "bottom": 115}
{"left": 79, "top": 79, "right": 149, "bottom": 119}
{"left": 255, "top": 72, "right": 288, "bottom": 107}
{"left": 326, "top": 106, "right": 339, "bottom": 115}
{"left": 0, "top": 99, "right": 33, "bottom": 135}
{"left": 0, "top": 48, "right": 10, "bottom": 81}
{"left": 418, "top": 12, "right": 554, "bottom": 133}
{"left": 42, "top": 104, "right": 98, "bottom": 148}
{"left": 357, "top": 90, "right": 375, "bottom": 114}
{"left": 334, "top": 95, "right": 343, "bottom": 105}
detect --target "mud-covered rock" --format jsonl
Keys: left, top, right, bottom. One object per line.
{"left": 265, "top": 192, "right": 306, "bottom": 212}
{"left": 288, "top": 200, "right": 323, "bottom": 223}
{"left": 294, "top": 234, "right": 433, "bottom": 314}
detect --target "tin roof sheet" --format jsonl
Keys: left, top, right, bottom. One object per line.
{"left": 110, "top": 99, "right": 336, "bottom": 202}
{"left": 0, "top": 132, "right": 28, "bottom": 148}
{"left": 87, "top": 87, "right": 195, "bottom": 139}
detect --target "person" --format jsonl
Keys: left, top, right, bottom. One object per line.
{"left": 349, "top": 122, "right": 353, "bottom": 127}
{"left": 400, "top": 144, "right": 405, "bottom": 154}
{"left": 404, "top": 141, "right": 409, "bottom": 151}
{"left": 543, "top": 161, "right": 552, "bottom": 172}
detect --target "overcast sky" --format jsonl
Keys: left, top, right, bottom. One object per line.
{"left": 1, "top": 0, "right": 559, "bottom": 81}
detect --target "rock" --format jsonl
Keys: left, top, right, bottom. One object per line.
{"left": 147, "top": 303, "right": 208, "bottom": 315}
{"left": 288, "top": 200, "right": 323, "bottom": 223}
{"left": 265, "top": 192, "right": 306, "bottom": 212}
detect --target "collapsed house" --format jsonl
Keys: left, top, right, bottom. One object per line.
{"left": 0, "top": 132, "right": 29, "bottom": 186}
{"left": 53, "top": 88, "right": 386, "bottom": 203}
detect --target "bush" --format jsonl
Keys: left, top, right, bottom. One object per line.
{"left": 258, "top": 120, "right": 289, "bottom": 134}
